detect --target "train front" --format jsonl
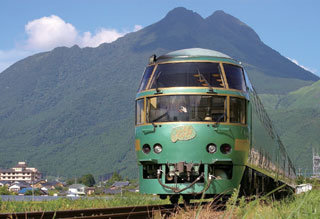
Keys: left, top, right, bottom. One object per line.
{"left": 135, "top": 48, "right": 250, "bottom": 202}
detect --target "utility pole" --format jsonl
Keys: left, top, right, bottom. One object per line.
{"left": 298, "top": 168, "right": 302, "bottom": 177}
{"left": 32, "top": 174, "right": 34, "bottom": 201}
{"left": 313, "top": 148, "right": 320, "bottom": 177}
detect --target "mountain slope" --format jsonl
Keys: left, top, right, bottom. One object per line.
{"left": 130, "top": 8, "right": 318, "bottom": 94}
{"left": 261, "top": 81, "right": 320, "bottom": 173}
{"left": 0, "top": 7, "right": 318, "bottom": 178}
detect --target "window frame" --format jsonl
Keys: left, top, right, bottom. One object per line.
{"left": 222, "top": 63, "right": 247, "bottom": 91}
{"left": 146, "top": 61, "right": 227, "bottom": 90}
{"left": 229, "top": 96, "right": 247, "bottom": 125}
{"left": 135, "top": 98, "right": 145, "bottom": 125}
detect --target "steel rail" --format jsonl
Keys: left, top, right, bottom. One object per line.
{"left": 0, "top": 202, "right": 210, "bottom": 219}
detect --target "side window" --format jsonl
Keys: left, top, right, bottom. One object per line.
{"left": 223, "top": 64, "right": 246, "bottom": 91}
{"left": 230, "top": 97, "right": 246, "bottom": 124}
{"left": 135, "top": 99, "right": 145, "bottom": 125}
{"left": 138, "top": 66, "right": 155, "bottom": 92}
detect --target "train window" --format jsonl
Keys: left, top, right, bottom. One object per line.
{"left": 223, "top": 64, "right": 246, "bottom": 91}
{"left": 230, "top": 97, "right": 246, "bottom": 124}
{"left": 147, "top": 95, "right": 226, "bottom": 123}
{"left": 135, "top": 99, "right": 145, "bottom": 125}
{"left": 138, "top": 65, "right": 155, "bottom": 92}
{"left": 149, "top": 62, "right": 224, "bottom": 89}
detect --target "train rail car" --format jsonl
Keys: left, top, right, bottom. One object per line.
{"left": 135, "top": 48, "right": 296, "bottom": 203}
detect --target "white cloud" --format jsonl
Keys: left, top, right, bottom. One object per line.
{"left": 80, "top": 28, "right": 126, "bottom": 48}
{"left": 25, "top": 15, "right": 78, "bottom": 51}
{"left": 287, "top": 57, "right": 317, "bottom": 74}
{"left": 0, "top": 15, "right": 143, "bottom": 73}
{"left": 24, "top": 15, "right": 142, "bottom": 50}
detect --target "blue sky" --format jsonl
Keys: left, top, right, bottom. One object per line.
{"left": 1, "top": 0, "right": 319, "bottom": 76}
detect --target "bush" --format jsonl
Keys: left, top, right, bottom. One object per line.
{"left": 0, "top": 186, "right": 11, "bottom": 195}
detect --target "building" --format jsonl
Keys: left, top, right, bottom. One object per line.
{"left": 86, "top": 187, "right": 95, "bottom": 195}
{"left": 67, "top": 184, "right": 86, "bottom": 196}
{"left": 0, "top": 181, "right": 10, "bottom": 187}
{"left": 8, "top": 181, "right": 30, "bottom": 192}
{"left": 0, "top": 162, "right": 42, "bottom": 183}
{"left": 110, "top": 181, "right": 130, "bottom": 189}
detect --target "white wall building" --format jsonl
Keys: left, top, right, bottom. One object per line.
{"left": 67, "top": 184, "right": 86, "bottom": 196}
{"left": 0, "top": 162, "right": 42, "bottom": 183}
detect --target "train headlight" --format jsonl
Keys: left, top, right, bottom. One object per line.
{"left": 206, "top": 143, "right": 217, "bottom": 154}
{"left": 142, "top": 144, "right": 151, "bottom": 154}
{"left": 153, "top": 144, "right": 163, "bottom": 154}
{"left": 220, "top": 144, "right": 232, "bottom": 154}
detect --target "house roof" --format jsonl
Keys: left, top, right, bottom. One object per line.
{"left": 69, "top": 184, "right": 86, "bottom": 189}
{"left": 9, "top": 184, "right": 21, "bottom": 189}
{"left": 42, "top": 181, "right": 60, "bottom": 187}
{"left": 14, "top": 163, "right": 27, "bottom": 168}
{"left": 112, "top": 181, "right": 129, "bottom": 187}
{"left": 105, "top": 189, "right": 121, "bottom": 194}
{"left": 18, "top": 188, "right": 33, "bottom": 194}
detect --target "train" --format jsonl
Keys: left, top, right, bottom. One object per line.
{"left": 135, "top": 48, "right": 296, "bottom": 203}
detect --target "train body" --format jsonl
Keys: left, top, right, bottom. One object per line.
{"left": 135, "top": 48, "right": 296, "bottom": 202}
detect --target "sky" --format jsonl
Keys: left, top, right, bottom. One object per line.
{"left": 1, "top": 0, "right": 319, "bottom": 76}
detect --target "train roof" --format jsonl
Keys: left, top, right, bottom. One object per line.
{"left": 157, "top": 48, "right": 232, "bottom": 61}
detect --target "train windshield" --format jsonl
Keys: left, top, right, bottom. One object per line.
{"left": 149, "top": 62, "right": 224, "bottom": 89}
{"left": 147, "top": 95, "right": 226, "bottom": 123}
{"left": 223, "top": 64, "right": 246, "bottom": 91}
{"left": 138, "top": 65, "right": 155, "bottom": 92}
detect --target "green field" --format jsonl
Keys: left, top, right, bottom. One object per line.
{"left": 226, "top": 189, "right": 320, "bottom": 218}
{"left": 1, "top": 188, "right": 320, "bottom": 218}
{"left": 0, "top": 192, "right": 169, "bottom": 213}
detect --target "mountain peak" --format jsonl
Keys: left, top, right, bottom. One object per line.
{"left": 205, "top": 10, "right": 261, "bottom": 43}
{"left": 212, "top": 10, "right": 227, "bottom": 16}
{"left": 164, "top": 7, "right": 203, "bottom": 22}
{"left": 207, "top": 10, "right": 247, "bottom": 27}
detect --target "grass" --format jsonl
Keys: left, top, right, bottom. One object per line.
{"left": 2, "top": 188, "right": 320, "bottom": 218}
{"left": 229, "top": 189, "right": 320, "bottom": 219}
{"left": 167, "top": 188, "right": 320, "bottom": 218}
{"left": 0, "top": 192, "right": 169, "bottom": 213}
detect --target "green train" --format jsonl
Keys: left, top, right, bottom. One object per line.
{"left": 135, "top": 48, "right": 296, "bottom": 203}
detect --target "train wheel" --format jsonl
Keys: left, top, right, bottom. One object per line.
{"left": 169, "top": 195, "right": 180, "bottom": 205}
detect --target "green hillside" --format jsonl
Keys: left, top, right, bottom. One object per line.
{"left": 260, "top": 80, "right": 320, "bottom": 174}
{"left": 0, "top": 7, "right": 318, "bottom": 178}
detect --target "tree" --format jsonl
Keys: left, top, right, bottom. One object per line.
{"left": 66, "top": 178, "right": 76, "bottom": 185}
{"left": 0, "top": 186, "right": 12, "bottom": 195}
{"left": 79, "top": 174, "right": 95, "bottom": 187}
{"left": 25, "top": 189, "right": 42, "bottom": 196}
{"left": 106, "top": 172, "right": 123, "bottom": 186}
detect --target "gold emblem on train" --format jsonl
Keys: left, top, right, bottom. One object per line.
{"left": 171, "top": 125, "right": 196, "bottom": 143}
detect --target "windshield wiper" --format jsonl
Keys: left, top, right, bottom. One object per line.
{"left": 151, "top": 111, "right": 168, "bottom": 122}
{"left": 197, "top": 69, "right": 216, "bottom": 94}
{"left": 213, "top": 112, "right": 227, "bottom": 127}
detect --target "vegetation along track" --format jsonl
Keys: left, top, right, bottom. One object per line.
{"left": 0, "top": 202, "right": 216, "bottom": 219}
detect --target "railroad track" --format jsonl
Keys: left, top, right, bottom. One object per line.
{"left": 0, "top": 203, "right": 210, "bottom": 219}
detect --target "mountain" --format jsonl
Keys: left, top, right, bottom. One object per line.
{"left": 131, "top": 8, "right": 318, "bottom": 94}
{"left": 260, "top": 80, "right": 320, "bottom": 174}
{"left": 0, "top": 7, "right": 318, "bottom": 178}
